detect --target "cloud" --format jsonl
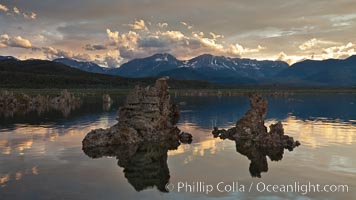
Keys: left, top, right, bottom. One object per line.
{"left": 84, "top": 50, "right": 123, "bottom": 68}
{"left": 118, "top": 31, "right": 140, "bottom": 48}
{"left": 227, "top": 44, "right": 265, "bottom": 56}
{"left": 2, "top": 0, "right": 356, "bottom": 65}
{"left": 73, "top": 53, "right": 91, "bottom": 61}
{"left": 191, "top": 31, "right": 265, "bottom": 57}
{"left": 13, "top": 7, "right": 20, "bottom": 14}
{"left": 0, "top": 34, "right": 10, "bottom": 40}
{"left": 0, "top": 4, "right": 8, "bottom": 12}
{"left": 180, "top": 22, "right": 188, "bottom": 26}
{"left": 157, "top": 22, "right": 168, "bottom": 28}
{"left": 299, "top": 38, "right": 339, "bottom": 50}
{"left": 106, "top": 21, "right": 266, "bottom": 62}
{"left": 42, "top": 47, "right": 93, "bottom": 62}
{"left": 105, "top": 29, "right": 141, "bottom": 60}
{"left": 181, "top": 22, "right": 193, "bottom": 29}
{"left": 41, "top": 46, "right": 122, "bottom": 68}
{"left": 0, "top": 34, "right": 32, "bottom": 49}
{"left": 276, "top": 52, "right": 290, "bottom": 63}
{"left": 42, "top": 47, "right": 72, "bottom": 58}
{"left": 10, "top": 36, "right": 32, "bottom": 48}
{"left": 158, "top": 30, "right": 186, "bottom": 40}
{"left": 23, "top": 12, "right": 37, "bottom": 20}
{"left": 296, "top": 39, "right": 355, "bottom": 61}
{"left": 327, "top": 14, "right": 356, "bottom": 27}
{"left": 106, "top": 29, "right": 119, "bottom": 45}
{"left": 0, "top": 4, "right": 37, "bottom": 20}
{"left": 276, "top": 52, "right": 306, "bottom": 65}
{"left": 139, "top": 37, "right": 167, "bottom": 48}
{"left": 84, "top": 44, "right": 107, "bottom": 51}
{"left": 128, "top": 19, "right": 148, "bottom": 30}
{"left": 321, "top": 42, "right": 355, "bottom": 59}
{"left": 210, "top": 32, "right": 224, "bottom": 40}
{"left": 104, "top": 53, "right": 122, "bottom": 68}
{"left": 192, "top": 32, "right": 224, "bottom": 50}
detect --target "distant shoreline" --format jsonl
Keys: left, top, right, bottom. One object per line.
{"left": 1, "top": 87, "right": 355, "bottom": 97}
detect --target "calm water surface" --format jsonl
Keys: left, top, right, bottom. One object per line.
{"left": 0, "top": 94, "right": 355, "bottom": 200}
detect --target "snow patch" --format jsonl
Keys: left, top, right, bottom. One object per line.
{"left": 155, "top": 57, "right": 168, "bottom": 62}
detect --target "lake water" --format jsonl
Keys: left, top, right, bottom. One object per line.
{"left": 0, "top": 94, "right": 355, "bottom": 200}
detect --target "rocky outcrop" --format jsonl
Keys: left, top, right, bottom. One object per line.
{"left": 0, "top": 89, "right": 81, "bottom": 117}
{"left": 82, "top": 78, "right": 191, "bottom": 149}
{"left": 212, "top": 94, "right": 300, "bottom": 150}
{"left": 212, "top": 94, "right": 300, "bottom": 177}
{"left": 82, "top": 78, "right": 192, "bottom": 192}
{"left": 50, "top": 89, "right": 82, "bottom": 117}
{"left": 179, "top": 132, "right": 193, "bottom": 144}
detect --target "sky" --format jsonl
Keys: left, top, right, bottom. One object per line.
{"left": 0, "top": 0, "right": 356, "bottom": 67}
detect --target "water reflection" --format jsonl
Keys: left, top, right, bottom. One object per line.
{"left": 102, "top": 94, "right": 113, "bottom": 111}
{"left": 0, "top": 166, "right": 39, "bottom": 188}
{"left": 0, "top": 90, "right": 82, "bottom": 118}
{"left": 0, "top": 102, "right": 81, "bottom": 118}
{"left": 176, "top": 94, "right": 356, "bottom": 129}
{"left": 222, "top": 137, "right": 293, "bottom": 178}
{"left": 0, "top": 113, "right": 116, "bottom": 156}
{"left": 102, "top": 101, "right": 112, "bottom": 111}
{"left": 0, "top": 95, "right": 355, "bottom": 199}
{"left": 83, "top": 139, "right": 180, "bottom": 192}
{"left": 268, "top": 116, "right": 356, "bottom": 148}
{"left": 209, "top": 94, "right": 300, "bottom": 178}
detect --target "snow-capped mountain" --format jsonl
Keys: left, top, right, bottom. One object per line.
{"left": 53, "top": 58, "right": 109, "bottom": 74}
{"left": 179, "top": 54, "right": 288, "bottom": 78}
{"left": 51, "top": 53, "right": 290, "bottom": 84}
{"left": 116, "top": 53, "right": 184, "bottom": 77}
{"left": 2, "top": 53, "right": 356, "bottom": 86}
{"left": 112, "top": 53, "right": 290, "bottom": 85}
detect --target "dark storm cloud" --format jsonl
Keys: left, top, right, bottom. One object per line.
{"left": 84, "top": 44, "right": 108, "bottom": 51}
{"left": 139, "top": 37, "right": 167, "bottom": 48}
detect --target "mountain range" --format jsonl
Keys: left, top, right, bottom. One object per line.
{"left": 0, "top": 59, "right": 214, "bottom": 88}
{"left": 2, "top": 53, "right": 356, "bottom": 86}
{"left": 53, "top": 58, "right": 109, "bottom": 74}
{"left": 54, "top": 53, "right": 356, "bottom": 86}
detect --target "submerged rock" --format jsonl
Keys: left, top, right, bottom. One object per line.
{"left": 212, "top": 94, "right": 300, "bottom": 177}
{"left": 82, "top": 78, "right": 192, "bottom": 149}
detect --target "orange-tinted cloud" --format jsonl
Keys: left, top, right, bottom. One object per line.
{"left": 0, "top": 34, "right": 32, "bottom": 49}
{"left": 0, "top": 4, "right": 9, "bottom": 12}
{"left": 106, "top": 21, "right": 266, "bottom": 62}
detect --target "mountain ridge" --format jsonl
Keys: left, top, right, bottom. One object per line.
{"left": 0, "top": 59, "right": 216, "bottom": 88}
{"left": 2, "top": 53, "right": 356, "bottom": 86}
